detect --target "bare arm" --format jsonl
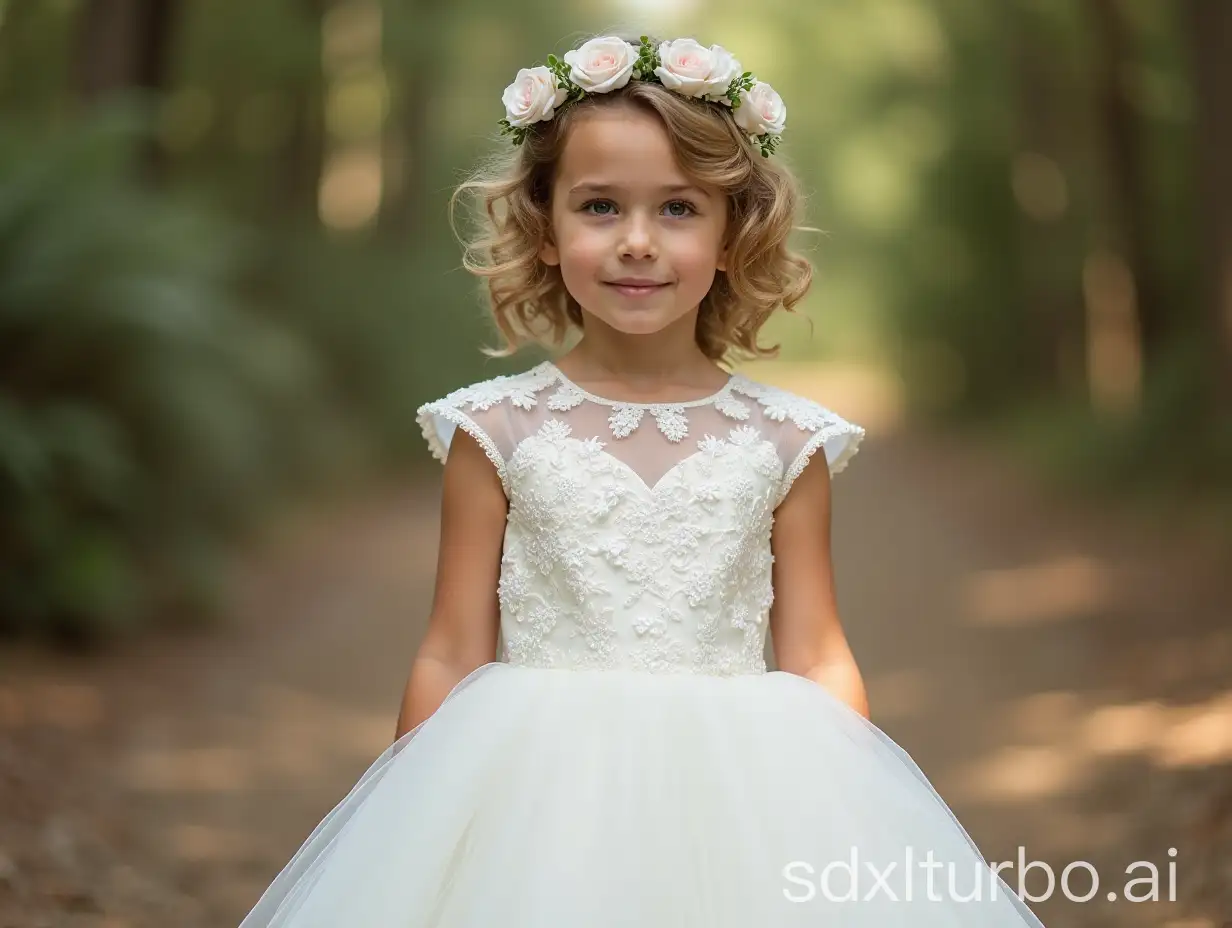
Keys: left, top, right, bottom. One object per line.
{"left": 768, "top": 452, "right": 870, "bottom": 719}
{"left": 395, "top": 428, "right": 507, "bottom": 738}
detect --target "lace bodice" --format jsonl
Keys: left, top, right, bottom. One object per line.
{"left": 417, "top": 361, "right": 864, "bottom": 677}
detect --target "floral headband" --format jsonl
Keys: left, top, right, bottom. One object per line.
{"left": 499, "top": 35, "right": 786, "bottom": 158}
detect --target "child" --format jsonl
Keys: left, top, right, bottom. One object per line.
{"left": 238, "top": 33, "right": 1049, "bottom": 926}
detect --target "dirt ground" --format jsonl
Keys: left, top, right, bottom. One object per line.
{"left": 1, "top": 419, "right": 1230, "bottom": 928}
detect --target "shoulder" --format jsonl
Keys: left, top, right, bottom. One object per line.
{"left": 415, "top": 362, "right": 559, "bottom": 483}
{"left": 728, "top": 374, "right": 866, "bottom": 487}
{"left": 728, "top": 374, "right": 860, "bottom": 435}
{"left": 416, "top": 361, "right": 557, "bottom": 417}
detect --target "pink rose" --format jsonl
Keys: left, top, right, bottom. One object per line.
{"left": 502, "top": 66, "right": 567, "bottom": 128}
{"left": 734, "top": 80, "right": 786, "bottom": 136}
{"left": 564, "top": 36, "right": 638, "bottom": 94}
{"left": 654, "top": 38, "right": 742, "bottom": 103}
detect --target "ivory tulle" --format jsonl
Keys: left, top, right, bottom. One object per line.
{"left": 237, "top": 664, "right": 1047, "bottom": 927}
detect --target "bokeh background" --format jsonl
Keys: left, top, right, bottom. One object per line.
{"left": 1, "top": 1, "right": 1230, "bottom": 927}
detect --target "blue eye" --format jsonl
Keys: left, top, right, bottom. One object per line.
{"left": 664, "top": 200, "right": 697, "bottom": 218}
{"left": 581, "top": 200, "right": 616, "bottom": 216}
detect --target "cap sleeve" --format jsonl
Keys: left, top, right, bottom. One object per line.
{"left": 771, "top": 402, "right": 865, "bottom": 508}
{"left": 416, "top": 388, "right": 515, "bottom": 493}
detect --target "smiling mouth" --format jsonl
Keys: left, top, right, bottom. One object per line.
{"left": 604, "top": 281, "right": 672, "bottom": 296}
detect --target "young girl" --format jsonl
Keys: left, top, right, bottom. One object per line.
{"left": 238, "top": 34, "right": 1049, "bottom": 926}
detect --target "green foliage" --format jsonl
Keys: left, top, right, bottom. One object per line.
{"left": 0, "top": 0, "right": 1225, "bottom": 648}
{"left": 999, "top": 335, "right": 1232, "bottom": 502}
{"left": 254, "top": 224, "right": 504, "bottom": 465}
{"left": 0, "top": 106, "right": 321, "bottom": 643}
{"left": 632, "top": 36, "right": 662, "bottom": 79}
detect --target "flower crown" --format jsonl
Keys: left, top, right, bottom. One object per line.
{"left": 499, "top": 35, "right": 786, "bottom": 158}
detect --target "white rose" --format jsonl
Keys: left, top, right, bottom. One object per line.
{"left": 734, "top": 80, "right": 786, "bottom": 136}
{"left": 654, "top": 39, "right": 742, "bottom": 103}
{"left": 702, "top": 45, "right": 743, "bottom": 105}
{"left": 563, "top": 36, "right": 638, "bottom": 94}
{"left": 502, "top": 66, "right": 567, "bottom": 128}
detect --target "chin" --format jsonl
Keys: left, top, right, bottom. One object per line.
{"left": 587, "top": 300, "right": 692, "bottom": 336}
{"left": 609, "top": 313, "right": 675, "bottom": 333}
{"left": 601, "top": 314, "right": 681, "bottom": 337}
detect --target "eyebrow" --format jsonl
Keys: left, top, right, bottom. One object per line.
{"left": 568, "top": 182, "right": 706, "bottom": 197}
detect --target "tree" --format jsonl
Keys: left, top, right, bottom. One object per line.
{"left": 1183, "top": 0, "right": 1232, "bottom": 419}
{"left": 377, "top": 0, "right": 443, "bottom": 239}
{"left": 1085, "top": 0, "right": 1160, "bottom": 380}
{"left": 278, "top": 0, "right": 329, "bottom": 223}
{"left": 74, "top": 0, "right": 181, "bottom": 180}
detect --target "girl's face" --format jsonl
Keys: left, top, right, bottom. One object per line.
{"left": 540, "top": 106, "right": 728, "bottom": 337}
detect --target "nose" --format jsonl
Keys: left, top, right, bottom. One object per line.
{"left": 619, "top": 211, "right": 657, "bottom": 260}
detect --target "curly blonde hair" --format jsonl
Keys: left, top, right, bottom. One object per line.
{"left": 450, "top": 46, "right": 813, "bottom": 363}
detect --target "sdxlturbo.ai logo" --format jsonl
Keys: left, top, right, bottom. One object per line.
{"left": 783, "top": 846, "right": 1178, "bottom": 904}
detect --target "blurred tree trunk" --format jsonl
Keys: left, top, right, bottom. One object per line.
{"left": 1184, "top": 0, "right": 1232, "bottom": 418}
{"left": 74, "top": 0, "right": 180, "bottom": 181}
{"left": 1010, "top": 3, "right": 1081, "bottom": 397}
{"left": 378, "top": 0, "right": 442, "bottom": 240}
{"left": 0, "top": 2, "right": 31, "bottom": 87}
{"left": 279, "top": 0, "right": 328, "bottom": 223}
{"left": 1086, "top": 0, "right": 1163, "bottom": 365}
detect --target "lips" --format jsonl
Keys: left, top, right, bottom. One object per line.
{"left": 603, "top": 279, "right": 672, "bottom": 297}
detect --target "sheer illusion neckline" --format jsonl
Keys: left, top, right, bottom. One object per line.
{"left": 544, "top": 361, "right": 736, "bottom": 409}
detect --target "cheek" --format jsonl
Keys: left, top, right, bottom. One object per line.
{"left": 666, "top": 230, "right": 724, "bottom": 279}
{"left": 556, "top": 223, "right": 609, "bottom": 273}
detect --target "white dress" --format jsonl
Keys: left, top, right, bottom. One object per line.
{"left": 236, "top": 360, "right": 1048, "bottom": 927}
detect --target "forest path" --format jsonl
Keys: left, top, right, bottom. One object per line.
{"left": 2, "top": 370, "right": 1229, "bottom": 928}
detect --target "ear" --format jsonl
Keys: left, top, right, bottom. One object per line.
{"left": 716, "top": 242, "right": 728, "bottom": 273}
{"left": 539, "top": 231, "right": 560, "bottom": 266}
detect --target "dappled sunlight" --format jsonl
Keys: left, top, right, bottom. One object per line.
{"left": 167, "top": 822, "right": 254, "bottom": 863}
{"left": 318, "top": 147, "right": 383, "bottom": 230}
{"left": 738, "top": 359, "right": 906, "bottom": 434}
{"left": 952, "top": 688, "right": 1232, "bottom": 808}
{"left": 1154, "top": 690, "right": 1232, "bottom": 768}
{"left": 317, "top": 0, "right": 386, "bottom": 231}
{"left": 125, "top": 745, "right": 255, "bottom": 793}
{"left": 868, "top": 0, "right": 950, "bottom": 80}
{"left": 805, "top": 0, "right": 949, "bottom": 83}
{"left": 957, "top": 742, "right": 1086, "bottom": 803}
{"left": 3, "top": 0, "right": 1229, "bottom": 924}
{"left": 0, "top": 677, "right": 106, "bottom": 731}
{"left": 1083, "top": 249, "right": 1144, "bottom": 416}
{"left": 324, "top": 68, "right": 389, "bottom": 143}
{"left": 121, "top": 683, "right": 392, "bottom": 797}
{"left": 963, "top": 554, "right": 1118, "bottom": 627}
{"left": 1075, "top": 691, "right": 1232, "bottom": 770}
{"left": 1082, "top": 700, "right": 1171, "bottom": 757}
{"left": 610, "top": 0, "right": 701, "bottom": 24}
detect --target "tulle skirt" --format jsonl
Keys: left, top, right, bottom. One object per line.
{"left": 237, "top": 663, "right": 1047, "bottom": 926}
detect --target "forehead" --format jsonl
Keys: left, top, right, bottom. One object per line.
{"left": 555, "top": 107, "right": 691, "bottom": 190}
